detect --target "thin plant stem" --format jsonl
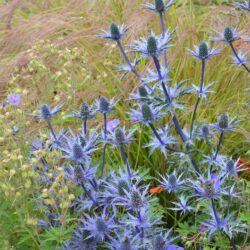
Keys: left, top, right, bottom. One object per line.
{"left": 214, "top": 131, "right": 224, "bottom": 161}
{"left": 47, "top": 120, "right": 57, "bottom": 141}
{"left": 101, "top": 113, "right": 108, "bottom": 177}
{"left": 229, "top": 42, "right": 250, "bottom": 73}
{"left": 190, "top": 59, "right": 205, "bottom": 138}
{"left": 117, "top": 40, "right": 141, "bottom": 79}
{"left": 152, "top": 55, "right": 201, "bottom": 174}
{"left": 81, "top": 183, "right": 96, "bottom": 203}
{"left": 83, "top": 119, "right": 87, "bottom": 135}
{"left": 120, "top": 144, "right": 132, "bottom": 178}
{"left": 159, "top": 12, "right": 168, "bottom": 67}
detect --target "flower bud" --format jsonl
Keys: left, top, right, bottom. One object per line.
{"left": 147, "top": 36, "right": 157, "bottom": 55}
{"left": 96, "top": 218, "right": 107, "bottom": 233}
{"left": 99, "top": 96, "right": 110, "bottom": 113}
{"left": 201, "top": 125, "right": 210, "bottom": 137}
{"left": 131, "top": 190, "right": 143, "bottom": 208}
{"left": 115, "top": 128, "right": 125, "bottom": 144}
{"left": 72, "top": 143, "right": 84, "bottom": 161}
{"left": 142, "top": 104, "right": 154, "bottom": 122}
{"left": 226, "top": 160, "right": 235, "bottom": 173}
{"left": 110, "top": 23, "right": 121, "bottom": 40}
{"left": 224, "top": 27, "right": 233, "bottom": 43}
{"left": 218, "top": 113, "right": 229, "bottom": 129}
{"left": 155, "top": 0, "right": 165, "bottom": 12}
{"left": 118, "top": 180, "right": 130, "bottom": 196}
{"left": 199, "top": 42, "right": 208, "bottom": 59}
{"left": 80, "top": 102, "right": 90, "bottom": 119}
{"left": 40, "top": 104, "right": 51, "bottom": 120}
{"left": 74, "top": 165, "right": 84, "bottom": 183}
{"left": 138, "top": 86, "right": 148, "bottom": 98}
{"left": 168, "top": 174, "right": 177, "bottom": 187}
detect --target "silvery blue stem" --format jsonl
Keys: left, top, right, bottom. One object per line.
{"left": 190, "top": 59, "right": 205, "bottom": 138}
{"left": 153, "top": 55, "right": 201, "bottom": 175}
{"left": 159, "top": 12, "right": 168, "bottom": 67}
{"left": 83, "top": 119, "right": 87, "bottom": 135}
{"left": 137, "top": 210, "right": 144, "bottom": 242}
{"left": 214, "top": 131, "right": 224, "bottom": 161}
{"left": 117, "top": 40, "right": 141, "bottom": 79}
{"left": 101, "top": 113, "right": 107, "bottom": 177}
{"left": 47, "top": 120, "right": 57, "bottom": 141}
{"left": 120, "top": 144, "right": 132, "bottom": 179}
{"left": 81, "top": 183, "right": 96, "bottom": 203}
{"left": 229, "top": 42, "right": 250, "bottom": 73}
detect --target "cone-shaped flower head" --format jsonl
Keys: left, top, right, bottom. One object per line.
{"left": 40, "top": 104, "right": 51, "bottom": 120}
{"left": 118, "top": 180, "right": 130, "bottom": 196}
{"left": 199, "top": 42, "right": 208, "bottom": 59}
{"left": 224, "top": 27, "right": 234, "bottom": 43}
{"left": 138, "top": 86, "right": 148, "bottom": 98}
{"left": 147, "top": 36, "right": 158, "bottom": 55}
{"left": 142, "top": 103, "right": 154, "bottom": 122}
{"left": 110, "top": 23, "right": 121, "bottom": 40}
{"left": 130, "top": 190, "right": 144, "bottom": 209}
{"left": 155, "top": 0, "right": 165, "bottom": 12}
{"left": 218, "top": 113, "right": 229, "bottom": 129}
{"left": 72, "top": 143, "right": 84, "bottom": 161}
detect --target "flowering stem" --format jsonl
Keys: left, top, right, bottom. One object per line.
{"left": 190, "top": 59, "right": 205, "bottom": 138}
{"left": 120, "top": 144, "right": 132, "bottom": 179}
{"left": 229, "top": 42, "right": 250, "bottom": 73}
{"left": 152, "top": 55, "right": 201, "bottom": 174}
{"left": 47, "top": 120, "right": 57, "bottom": 141}
{"left": 159, "top": 12, "right": 168, "bottom": 67}
{"left": 117, "top": 40, "right": 141, "bottom": 79}
{"left": 101, "top": 113, "right": 108, "bottom": 178}
{"left": 81, "top": 183, "right": 96, "bottom": 203}
{"left": 214, "top": 131, "right": 224, "bottom": 161}
{"left": 83, "top": 119, "right": 87, "bottom": 135}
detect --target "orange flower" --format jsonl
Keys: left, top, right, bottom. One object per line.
{"left": 237, "top": 157, "right": 250, "bottom": 180}
{"left": 149, "top": 185, "right": 164, "bottom": 195}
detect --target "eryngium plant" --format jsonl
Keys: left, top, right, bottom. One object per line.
{"left": 28, "top": 1, "right": 249, "bottom": 250}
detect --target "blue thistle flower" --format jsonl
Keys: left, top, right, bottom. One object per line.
{"left": 188, "top": 42, "right": 219, "bottom": 61}
{"left": 158, "top": 171, "right": 184, "bottom": 193}
{"left": 234, "top": 0, "right": 250, "bottom": 11}
{"left": 130, "top": 103, "right": 164, "bottom": 125}
{"left": 220, "top": 158, "right": 244, "bottom": 177}
{"left": 212, "top": 27, "right": 241, "bottom": 44}
{"left": 130, "top": 31, "right": 172, "bottom": 58}
{"left": 65, "top": 102, "right": 95, "bottom": 121}
{"left": 209, "top": 114, "right": 239, "bottom": 133}
{"left": 100, "top": 23, "right": 128, "bottom": 41}
{"left": 107, "top": 126, "right": 135, "bottom": 147}
{"left": 95, "top": 96, "right": 116, "bottom": 114}
{"left": 59, "top": 129, "right": 98, "bottom": 162}
{"left": 31, "top": 103, "right": 64, "bottom": 120}
{"left": 143, "top": 0, "right": 175, "bottom": 13}
{"left": 81, "top": 212, "right": 116, "bottom": 242}
{"left": 169, "top": 195, "right": 194, "bottom": 214}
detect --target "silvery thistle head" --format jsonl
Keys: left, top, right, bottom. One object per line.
{"left": 64, "top": 162, "right": 96, "bottom": 185}
{"left": 151, "top": 230, "right": 181, "bottom": 250}
{"left": 212, "top": 27, "right": 241, "bottom": 44}
{"left": 169, "top": 194, "right": 194, "bottom": 215}
{"left": 59, "top": 129, "right": 98, "bottom": 162}
{"left": 198, "top": 124, "right": 212, "bottom": 139}
{"left": 191, "top": 170, "right": 226, "bottom": 201}
{"left": 145, "top": 125, "right": 177, "bottom": 156}
{"left": 106, "top": 230, "right": 141, "bottom": 250}
{"left": 209, "top": 113, "right": 239, "bottom": 133}
{"left": 100, "top": 23, "right": 128, "bottom": 41}
{"left": 234, "top": 0, "right": 250, "bottom": 12}
{"left": 107, "top": 126, "right": 135, "bottom": 147}
{"left": 188, "top": 41, "right": 220, "bottom": 61}
{"left": 143, "top": 0, "right": 175, "bottom": 13}
{"left": 130, "top": 103, "right": 165, "bottom": 125}
{"left": 70, "top": 227, "right": 97, "bottom": 250}
{"left": 81, "top": 212, "right": 116, "bottom": 243}
{"left": 157, "top": 171, "right": 184, "bottom": 193}
{"left": 65, "top": 102, "right": 95, "bottom": 121}
{"left": 95, "top": 96, "right": 116, "bottom": 114}
{"left": 130, "top": 31, "right": 172, "bottom": 58}
{"left": 31, "top": 103, "right": 64, "bottom": 120}
{"left": 220, "top": 158, "right": 244, "bottom": 178}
